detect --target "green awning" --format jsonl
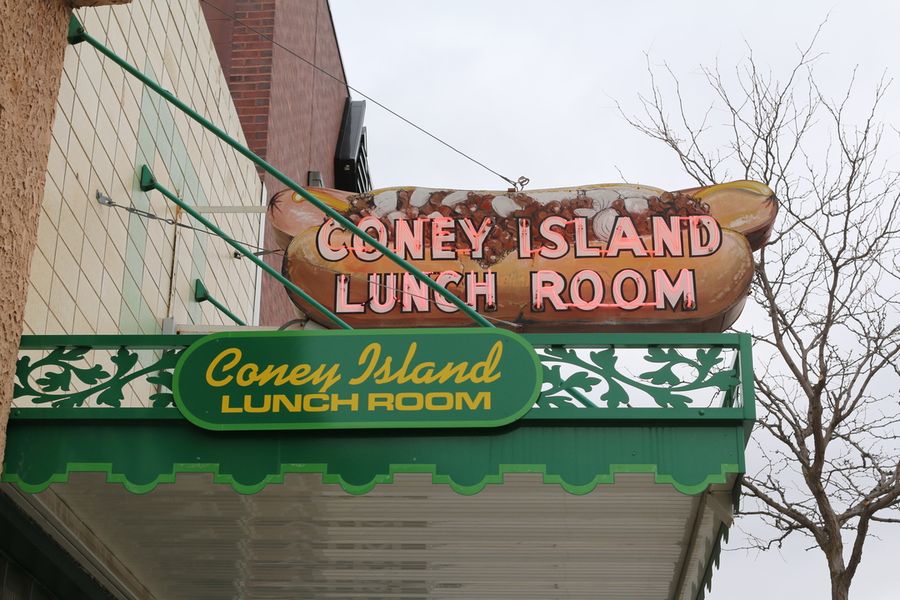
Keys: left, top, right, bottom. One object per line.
{"left": 3, "top": 409, "right": 745, "bottom": 496}
{"left": 3, "top": 332, "right": 753, "bottom": 599}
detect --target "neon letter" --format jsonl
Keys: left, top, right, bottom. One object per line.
{"left": 654, "top": 268, "right": 696, "bottom": 310}
{"left": 316, "top": 219, "right": 348, "bottom": 261}
{"left": 531, "top": 270, "right": 567, "bottom": 311}
{"left": 570, "top": 269, "right": 605, "bottom": 310}
{"left": 612, "top": 269, "right": 648, "bottom": 311}
{"left": 606, "top": 217, "right": 649, "bottom": 257}
{"left": 688, "top": 215, "right": 722, "bottom": 256}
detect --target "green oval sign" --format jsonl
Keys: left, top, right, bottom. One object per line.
{"left": 173, "top": 328, "right": 542, "bottom": 431}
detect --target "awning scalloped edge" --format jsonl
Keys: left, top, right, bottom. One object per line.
{"left": 1, "top": 462, "right": 741, "bottom": 496}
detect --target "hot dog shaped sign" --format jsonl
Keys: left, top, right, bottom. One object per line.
{"left": 268, "top": 180, "right": 777, "bottom": 332}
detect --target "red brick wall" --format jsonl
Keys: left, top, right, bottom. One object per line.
{"left": 203, "top": 0, "right": 349, "bottom": 327}
{"left": 200, "top": 0, "right": 236, "bottom": 77}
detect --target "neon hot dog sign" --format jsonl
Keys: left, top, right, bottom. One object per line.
{"left": 274, "top": 182, "right": 773, "bottom": 331}
{"left": 315, "top": 213, "right": 720, "bottom": 314}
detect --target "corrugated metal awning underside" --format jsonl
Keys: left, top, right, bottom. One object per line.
{"left": 11, "top": 472, "right": 734, "bottom": 600}
{"left": 2, "top": 410, "right": 745, "bottom": 599}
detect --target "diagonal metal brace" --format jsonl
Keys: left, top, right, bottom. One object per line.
{"left": 74, "top": 14, "right": 494, "bottom": 329}
{"left": 140, "top": 165, "right": 352, "bottom": 330}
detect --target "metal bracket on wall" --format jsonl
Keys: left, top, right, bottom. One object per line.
{"left": 193, "top": 279, "right": 245, "bottom": 326}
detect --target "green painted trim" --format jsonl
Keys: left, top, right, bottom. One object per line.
{"left": 1, "top": 461, "right": 740, "bottom": 497}
{"left": 10, "top": 331, "right": 752, "bottom": 497}
{"left": 18, "top": 335, "right": 204, "bottom": 349}
{"left": 8, "top": 406, "right": 749, "bottom": 423}
{"left": 738, "top": 332, "right": 756, "bottom": 427}
{"left": 19, "top": 332, "right": 748, "bottom": 350}
{"left": 20, "top": 331, "right": 753, "bottom": 352}
{"left": 16, "top": 333, "right": 755, "bottom": 429}
{"left": 524, "top": 332, "right": 747, "bottom": 347}
{"left": 524, "top": 407, "right": 747, "bottom": 422}
{"left": 3, "top": 415, "right": 747, "bottom": 497}
{"left": 8, "top": 408, "right": 184, "bottom": 420}
{"left": 67, "top": 15, "right": 87, "bottom": 45}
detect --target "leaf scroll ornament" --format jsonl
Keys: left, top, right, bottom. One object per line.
{"left": 536, "top": 344, "right": 739, "bottom": 409}
{"left": 14, "top": 346, "right": 184, "bottom": 408}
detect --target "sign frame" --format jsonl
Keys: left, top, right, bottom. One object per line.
{"left": 172, "top": 328, "right": 543, "bottom": 432}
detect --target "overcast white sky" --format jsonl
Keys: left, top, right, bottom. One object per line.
{"left": 329, "top": 1, "right": 900, "bottom": 598}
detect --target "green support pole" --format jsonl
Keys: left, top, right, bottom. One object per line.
{"left": 140, "top": 166, "right": 352, "bottom": 330}
{"left": 194, "top": 279, "right": 246, "bottom": 326}
{"left": 68, "top": 16, "right": 494, "bottom": 329}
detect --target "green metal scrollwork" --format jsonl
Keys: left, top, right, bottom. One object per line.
{"left": 538, "top": 345, "right": 739, "bottom": 409}
{"left": 13, "top": 334, "right": 750, "bottom": 416}
{"left": 14, "top": 346, "right": 182, "bottom": 408}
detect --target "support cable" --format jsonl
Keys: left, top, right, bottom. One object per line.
{"left": 95, "top": 191, "right": 280, "bottom": 256}
{"left": 197, "top": 0, "right": 529, "bottom": 192}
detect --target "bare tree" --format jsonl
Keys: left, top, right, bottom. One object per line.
{"left": 619, "top": 28, "right": 900, "bottom": 600}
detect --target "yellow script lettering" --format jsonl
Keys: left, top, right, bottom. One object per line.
{"left": 206, "top": 348, "right": 242, "bottom": 387}
{"left": 349, "top": 343, "right": 381, "bottom": 385}
{"left": 468, "top": 342, "right": 502, "bottom": 383}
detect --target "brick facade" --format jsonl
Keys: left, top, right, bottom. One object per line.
{"left": 203, "top": 0, "right": 350, "bottom": 327}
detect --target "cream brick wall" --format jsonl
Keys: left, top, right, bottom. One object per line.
{"left": 20, "top": 0, "right": 265, "bottom": 408}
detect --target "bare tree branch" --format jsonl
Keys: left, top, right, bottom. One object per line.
{"left": 621, "top": 22, "right": 900, "bottom": 600}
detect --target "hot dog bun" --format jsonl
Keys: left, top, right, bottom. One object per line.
{"left": 676, "top": 180, "right": 778, "bottom": 250}
{"left": 268, "top": 187, "right": 354, "bottom": 250}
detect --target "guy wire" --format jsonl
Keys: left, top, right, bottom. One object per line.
{"left": 198, "top": 0, "right": 527, "bottom": 190}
